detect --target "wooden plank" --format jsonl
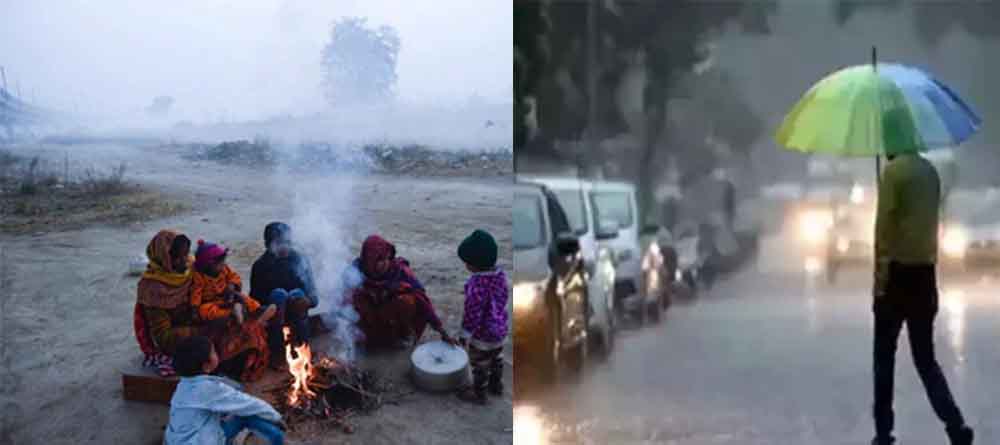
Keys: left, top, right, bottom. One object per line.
{"left": 120, "top": 355, "right": 179, "bottom": 404}
{"left": 122, "top": 372, "right": 180, "bottom": 405}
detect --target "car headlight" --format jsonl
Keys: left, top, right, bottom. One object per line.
{"left": 941, "top": 226, "right": 968, "bottom": 258}
{"left": 836, "top": 236, "right": 850, "bottom": 253}
{"left": 850, "top": 184, "right": 865, "bottom": 204}
{"left": 798, "top": 210, "right": 833, "bottom": 244}
{"left": 513, "top": 282, "right": 543, "bottom": 311}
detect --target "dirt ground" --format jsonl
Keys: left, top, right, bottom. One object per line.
{"left": 0, "top": 142, "right": 512, "bottom": 444}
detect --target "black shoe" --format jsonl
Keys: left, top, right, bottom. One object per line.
{"left": 456, "top": 386, "right": 487, "bottom": 405}
{"left": 488, "top": 380, "right": 504, "bottom": 396}
{"left": 947, "top": 425, "right": 974, "bottom": 445}
{"left": 871, "top": 436, "right": 895, "bottom": 445}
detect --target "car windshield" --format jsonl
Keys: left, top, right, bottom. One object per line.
{"left": 514, "top": 193, "right": 545, "bottom": 249}
{"left": 590, "top": 191, "right": 633, "bottom": 229}
{"left": 553, "top": 189, "right": 588, "bottom": 235}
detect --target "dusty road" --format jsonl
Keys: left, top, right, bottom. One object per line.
{"left": 0, "top": 143, "right": 512, "bottom": 444}
{"left": 515, "top": 243, "right": 1000, "bottom": 444}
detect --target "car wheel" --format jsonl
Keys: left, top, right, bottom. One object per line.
{"left": 590, "top": 326, "right": 613, "bottom": 361}
{"left": 634, "top": 297, "right": 647, "bottom": 327}
{"left": 646, "top": 298, "right": 661, "bottom": 324}
{"left": 683, "top": 270, "right": 698, "bottom": 291}
{"left": 826, "top": 260, "right": 839, "bottom": 285}
{"left": 605, "top": 320, "right": 615, "bottom": 353}
{"left": 538, "top": 309, "right": 561, "bottom": 384}
{"left": 566, "top": 334, "right": 588, "bottom": 377}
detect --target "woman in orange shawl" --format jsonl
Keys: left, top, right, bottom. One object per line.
{"left": 350, "top": 235, "right": 455, "bottom": 349}
{"left": 134, "top": 230, "right": 199, "bottom": 377}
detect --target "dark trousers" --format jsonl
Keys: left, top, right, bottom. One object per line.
{"left": 260, "top": 288, "right": 311, "bottom": 364}
{"left": 469, "top": 345, "right": 504, "bottom": 395}
{"left": 221, "top": 415, "right": 284, "bottom": 445}
{"left": 873, "top": 262, "right": 965, "bottom": 437}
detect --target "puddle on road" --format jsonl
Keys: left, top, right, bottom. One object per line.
{"left": 513, "top": 400, "right": 765, "bottom": 444}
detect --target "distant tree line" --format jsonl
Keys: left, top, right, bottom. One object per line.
{"left": 514, "top": 0, "right": 776, "bottom": 222}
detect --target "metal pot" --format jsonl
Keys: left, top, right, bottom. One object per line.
{"left": 128, "top": 255, "right": 149, "bottom": 276}
{"left": 411, "top": 340, "right": 470, "bottom": 392}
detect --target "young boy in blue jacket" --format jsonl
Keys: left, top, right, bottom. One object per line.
{"left": 165, "top": 336, "right": 286, "bottom": 445}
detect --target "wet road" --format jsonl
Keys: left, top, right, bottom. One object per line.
{"left": 514, "top": 263, "right": 1000, "bottom": 444}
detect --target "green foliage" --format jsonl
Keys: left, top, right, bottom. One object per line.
{"left": 515, "top": 0, "right": 777, "bottom": 225}
{"left": 834, "top": 0, "right": 1000, "bottom": 46}
{"left": 515, "top": 0, "right": 776, "bottom": 152}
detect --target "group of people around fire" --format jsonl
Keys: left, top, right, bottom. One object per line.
{"left": 133, "top": 222, "right": 509, "bottom": 444}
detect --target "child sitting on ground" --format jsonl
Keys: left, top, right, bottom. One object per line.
{"left": 192, "top": 240, "right": 276, "bottom": 327}
{"left": 192, "top": 239, "right": 277, "bottom": 381}
{"left": 165, "top": 336, "right": 286, "bottom": 445}
{"left": 454, "top": 229, "right": 509, "bottom": 404}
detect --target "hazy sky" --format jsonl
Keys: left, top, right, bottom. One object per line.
{"left": 0, "top": 0, "right": 512, "bottom": 122}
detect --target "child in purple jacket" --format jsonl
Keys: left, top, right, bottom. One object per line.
{"left": 455, "top": 229, "right": 509, "bottom": 404}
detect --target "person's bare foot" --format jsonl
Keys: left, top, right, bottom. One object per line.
{"left": 256, "top": 304, "right": 277, "bottom": 324}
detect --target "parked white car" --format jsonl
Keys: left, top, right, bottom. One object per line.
{"left": 588, "top": 181, "right": 649, "bottom": 323}
{"left": 518, "top": 175, "right": 618, "bottom": 356}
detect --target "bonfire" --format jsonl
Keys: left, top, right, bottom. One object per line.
{"left": 268, "top": 327, "right": 389, "bottom": 434}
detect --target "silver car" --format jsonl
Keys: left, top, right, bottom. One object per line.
{"left": 589, "top": 181, "right": 648, "bottom": 323}
{"left": 519, "top": 175, "right": 618, "bottom": 356}
{"left": 513, "top": 181, "right": 590, "bottom": 382}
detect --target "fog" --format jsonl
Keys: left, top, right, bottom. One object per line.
{"left": 0, "top": 0, "right": 512, "bottom": 144}
{"left": 0, "top": 0, "right": 511, "bottom": 361}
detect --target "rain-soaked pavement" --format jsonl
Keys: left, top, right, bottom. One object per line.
{"left": 514, "top": 256, "right": 1000, "bottom": 444}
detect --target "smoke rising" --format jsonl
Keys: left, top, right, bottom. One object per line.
{"left": 275, "top": 158, "right": 367, "bottom": 362}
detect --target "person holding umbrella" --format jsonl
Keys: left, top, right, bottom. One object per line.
{"left": 776, "top": 49, "right": 980, "bottom": 445}
{"left": 871, "top": 110, "right": 972, "bottom": 445}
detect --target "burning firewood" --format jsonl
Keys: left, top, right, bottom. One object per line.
{"left": 266, "top": 328, "right": 394, "bottom": 434}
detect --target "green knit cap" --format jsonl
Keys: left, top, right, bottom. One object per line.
{"left": 458, "top": 229, "right": 498, "bottom": 270}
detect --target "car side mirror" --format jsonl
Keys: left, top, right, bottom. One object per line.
{"left": 549, "top": 232, "right": 581, "bottom": 273}
{"left": 641, "top": 224, "right": 660, "bottom": 237}
{"left": 554, "top": 232, "right": 581, "bottom": 256}
{"left": 595, "top": 220, "right": 619, "bottom": 240}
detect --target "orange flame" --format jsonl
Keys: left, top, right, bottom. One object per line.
{"left": 284, "top": 327, "right": 316, "bottom": 406}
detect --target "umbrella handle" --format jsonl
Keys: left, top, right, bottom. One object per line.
{"left": 873, "top": 45, "right": 880, "bottom": 186}
{"left": 876, "top": 155, "right": 881, "bottom": 185}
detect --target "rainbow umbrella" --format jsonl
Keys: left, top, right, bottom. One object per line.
{"left": 776, "top": 49, "right": 981, "bottom": 159}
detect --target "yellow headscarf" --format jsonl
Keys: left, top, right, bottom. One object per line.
{"left": 137, "top": 230, "right": 194, "bottom": 308}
